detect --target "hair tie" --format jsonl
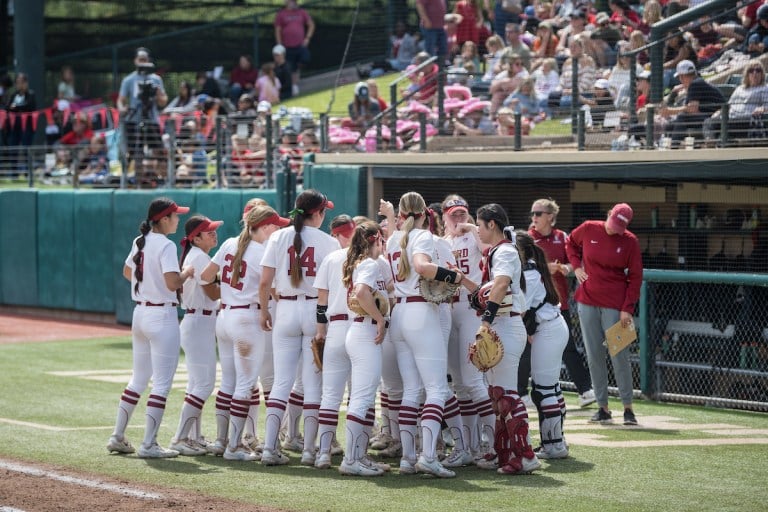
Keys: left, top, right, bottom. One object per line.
{"left": 289, "top": 207, "right": 305, "bottom": 218}
{"left": 503, "top": 226, "right": 517, "bottom": 244}
{"left": 180, "top": 237, "right": 190, "bottom": 248}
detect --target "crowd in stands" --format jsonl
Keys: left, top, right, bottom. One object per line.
{"left": 2, "top": 0, "right": 768, "bottom": 187}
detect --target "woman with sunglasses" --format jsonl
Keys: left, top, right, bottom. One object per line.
{"left": 704, "top": 61, "right": 768, "bottom": 142}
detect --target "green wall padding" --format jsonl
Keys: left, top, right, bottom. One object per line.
{"left": 37, "top": 191, "right": 75, "bottom": 309}
{"left": 194, "top": 190, "right": 246, "bottom": 242}
{"left": 74, "top": 191, "right": 114, "bottom": 312}
{"left": 305, "top": 165, "right": 366, "bottom": 230}
{"left": 0, "top": 190, "right": 38, "bottom": 305}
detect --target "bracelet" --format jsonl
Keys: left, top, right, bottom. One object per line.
{"left": 316, "top": 304, "right": 328, "bottom": 324}
{"left": 482, "top": 301, "right": 500, "bottom": 324}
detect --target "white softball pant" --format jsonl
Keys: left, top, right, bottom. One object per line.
{"left": 128, "top": 304, "right": 181, "bottom": 398}
{"left": 180, "top": 312, "right": 217, "bottom": 400}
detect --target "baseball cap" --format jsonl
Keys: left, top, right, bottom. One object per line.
{"left": 254, "top": 213, "right": 291, "bottom": 228}
{"left": 443, "top": 197, "right": 469, "bottom": 215}
{"left": 674, "top": 60, "right": 697, "bottom": 78}
{"left": 272, "top": 44, "right": 286, "bottom": 55}
{"left": 55, "top": 99, "right": 70, "bottom": 111}
{"left": 595, "top": 78, "right": 610, "bottom": 89}
{"left": 607, "top": 203, "right": 633, "bottom": 235}
{"left": 196, "top": 93, "right": 211, "bottom": 104}
{"left": 596, "top": 11, "right": 610, "bottom": 24}
{"left": 571, "top": 9, "right": 587, "bottom": 19}
{"left": 151, "top": 201, "right": 190, "bottom": 222}
{"left": 257, "top": 100, "right": 272, "bottom": 113}
{"left": 186, "top": 217, "right": 224, "bottom": 240}
{"left": 135, "top": 47, "right": 150, "bottom": 59}
{"left": 354, "top": 82, "right": 369, "bottom": 98}
{"left": 758, "top": 3, "right": 768, "bottom": 21}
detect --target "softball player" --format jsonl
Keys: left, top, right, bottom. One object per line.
{"left": 516, "top": 231, "right": 569, "bottom": 459}
{"left": 386, "top": 191, "right": 473, "bottom": 478}
{"left": 170, "top": 215, "right": 223, "bottom": 456}
{"left": 340, "top": 221, "right": 389, "bottom": 476}
{"left": 474, "top": 203, "right": 541, "bottom": 475}
{"left": 202, "top": 205, "right": 290, "bottom": 461}
{"left": 313, "top": 215, "right": 358, "bottom": 469}
{"left": 440, "top": 195, "right": 494, "bottom": 467}
{"left": 259, "top": 190, "right": 340, "bottom": 466}
{"left": 107, "top": 197, "right": 193, "bottom": 458}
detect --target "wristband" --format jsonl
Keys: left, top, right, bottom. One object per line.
{"left": 316, "top": 304, "right": 328, "bottom": 324}
{"left": 434, "top": 266, "right": 459, "bottom": 284}
{"left": 482, "top": 301, "right": 500, "bottom": 324}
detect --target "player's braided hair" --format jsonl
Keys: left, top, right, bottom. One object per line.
{"left": 515, "top": 230, "right": 560, "bottom": 306}
{"left": 476, "top": 203, "right": 526, "bottom": 293}
{"left": 133, "top": 197, "right": 175, "bottom": 294}
{"left": 342, "top": 221, "right": 382, "bottom": 288}
{"left": 290, "top": 190, "right": 328, "bottom": 288}
{"left": 230, "top": 205, "right": 278, "bottom": 289}
{"left": 396, "top": 191, "right": 427, "bottom": 282}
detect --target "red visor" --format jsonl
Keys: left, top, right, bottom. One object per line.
{"left": 151, "top": 202, "right": 190, "bottom": 222}
{"left": 305, "top": 196, "right": 335, "bottom": 215}
{"left": 255, "top": 213, "right": 291, "bottom": 229}
{"left": 187, "top": 218, "right": 223, "bottom": 240}
{"left": 331, "top": 220, "right": 356, "bottom": 238}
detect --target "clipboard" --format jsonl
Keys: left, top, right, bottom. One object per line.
{"left": 604, "top": 320, "right": 637, "bottom": 357}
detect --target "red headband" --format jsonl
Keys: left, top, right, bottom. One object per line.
{"left": 331, "top": 220, "right": 356, "bottom": 238}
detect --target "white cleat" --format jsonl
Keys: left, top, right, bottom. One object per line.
{"left": 300, "top": 450, "right": 316, "bottom": 466}
{"left": 378, "top": 440, "right": 402, "bottom": 458}
{"left": 137, "top": 443, "right": 179, "bottom": 459}
{"left": 369, "top": 432, "right": 393, "bottom": 450}
{"left": 330, "top": 438, "right": 344, "bottom": 456}
{"left": 498, "top": 456, "right": 542, "bottom": 474}
{"left": 442, "top": 449, "right": 475, "bottom": 468}
{"left": 578, "top": 389, "right": 597, "bottom": 407}
{"left": 362, "top": 455, "right": 391, "bottom": 472}
{"left": 261, "top": 448, "right": 290, "bottom": 466}
{"left": 208, "top": 438, "right": 227, "bottom": 456}
{"left": 398, "top": 458, "right": 417, "bottom": 475}
{"left": 314, "top": 452, "right": 332, "bottom": 469}
{"left": 338, "top": 458, "right": 384, "bottom": 477}
{"left": 415, "top": 455, "right": 456, "bottom": 478}
{"left": 169, "top": 438, "right": 208, "bottom": 456}
{"left": 282, "top": 435, "right": 304, "bottom": 452}
{"left": 107, "top": 435, "right": 135, "bottom": 454}
{"left": 223, "top": 444, "right": 259, "bottom": 461}
{"left": 535, "top": 444, "right": 569, "bottom": 460}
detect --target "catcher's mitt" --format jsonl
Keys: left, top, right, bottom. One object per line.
{"left": 418, "top": 278, "right": 460, "bottom": 304}
{"left": 348, "top": 289, "right": 390, "bottom": 317}
{"left": 310, "top": 335, "right": 325, "bottom": 371}
{"left": 468, "top": 325, "right": 504, "bottom": 372}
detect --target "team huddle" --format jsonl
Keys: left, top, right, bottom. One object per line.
{"left": 106, "top": 189, "right": 642, "bottom": 478}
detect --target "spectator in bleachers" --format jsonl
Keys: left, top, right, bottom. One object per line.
{"left": 299, "top": 129, "right": 320, "bottom": 153}
{"left": 629, "top": 30, "right": 650, "bottom": 66}
{"left": 58, "top": 66, "right": 79, "bottom": 102}
{"left": 704, "top": 61, "right": 768, "bottom": 141}
{"left": 76, "top": 134, "right": 109, "bottom": 185}
{"left": 663, "top": 34, "right": 697, "bottom": 89}
{"left": 230, "top": 134, "right": 264, "bottom": 186}
{"left": 495, "top": 106, "right": 532, "bottom": 135}
{"left": 635, "top": 70, "right": 651, "bottom": 110}
{"left": 606, "top": 41, "right": 643, "bottom": 107}
{"left": 255, "top": 63, "right": 281, "bottom": 105}
{"left": 344, "top": 82, "right": 381, "bottom": 133}
{"left": 609, "top": 0, "right": 642, "bottom": 39}
{"left": 503, "top": 77, "right": 546, "bottom": 121}
{"left": 659, "top": 59, "right": 724, "bottom": 148}
{"left": 235, "top": 94, "right": 257, "bottom": 116}
{"left": 445, "top": 13, "right": 463, "bottom": 61}
{"left": 532, "top": 57, "right": 561, "bottom": 117}
{"left": 456, "top": 40, "right": 481, "bottom": 71}
{"left": 503, "top": 23, "right": 533, "bottom": 69}
{"left": 0, "top": 73, "right": 12, "bottom": 109}
{"left": 490, "top": 54, "right": 530, "bottom": 114}
{"left": 638, "top": 1, "right": 663, "bottom": 36}
{"left": 195, "top": 71, "right": 221, "bottom": 99}
{"left": 229, "top": 55, "right": 259, "bottom": 104}
{"left": 174, "top": 136, "right": 208, "bottom": 184}
{"left": 556, "top": 10, "right": 589, "bottom": 59}
{"left": 272, "top": 45, "right": 294, "bottom": 101}
{"left": 551, "top": 35, "right": 597, "bottom": 110}
{"left": 389, "top": 20, "right": 419, "bottom": 71}
{"left": 163, "top": 80, "right": 196, "bottom": 114}
{"left": 590, "top": 12, "right": 623, "bottom": 67}
{"left": 481, "top": 34, "right": 506, "bottom": 82}
{"left": 454, "top": 0, "right": 483, "bottom": 47}
{"left": 532, "top": 21, "right": 560, "bottom": 66}
{"left": 744, "top": 4, "right": 768, "bottom": 55}
{"left": 5, "top": 72, "right": 37, "bottom": 146}
{"left": 58, "top": 111, "right": 93, "bottom": 146}
{"left": 417, "top": 0, "right": 448, "bottom": 60}
{"left": 274, "top": 0, "right": 315, "bottom": 96}
{"left": 453, "top": 101, "right": 495, "bottom": 135}
{"left": 410, "top": 52, "right": 440, "bottom": 104}
{"left": 582, "top": 78, "right": 615, "bottom": 126}
{"left": 366, "top": 79, "right": 388, "bottom": 112}
{"left": 489, "top": 0, "right": 524, "bottom": 39}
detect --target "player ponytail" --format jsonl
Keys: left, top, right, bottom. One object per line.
{"left": 516, "top": 230, "right": 559, "bottom": 306}
{"left": 230, "top": 205, "right": 278, "bottom": 289}
{"left": 342, "top": 221, "right": 382, "bottom": 288}
{"left": 133, "top": 197, "right": 175, "bottom": 294}
{"left": 396, "top": 191, "right": 427, "bottom": 282}
{"left": 289, "top": 189, "right": 330, "bottom": 288}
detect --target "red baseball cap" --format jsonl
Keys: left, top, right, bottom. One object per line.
{"left": 607, "top": 203, "right": 633, "bottom": 234}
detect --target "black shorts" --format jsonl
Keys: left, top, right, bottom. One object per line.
{"left": 285, "top": 46, "right": 311, "bottom": 72}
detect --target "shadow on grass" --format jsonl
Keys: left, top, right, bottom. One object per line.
{"left": 535, "top": 457, "right": 595, "bottom": 475}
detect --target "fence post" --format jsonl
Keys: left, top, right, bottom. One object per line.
{"left": 628, "top": 54, "right": 638, "bottom": 125}
{"left": 253, "top": 15, "right": 260, "bottom": 71}
{"left": 112, "top": 46, "right": 120, "bottom": 96}
{"left": 215, "top": 117, "right": 223, "bottom": 189}
{"left": 577, "top": 109, "right": 585, "bottom": 151}
{"left": 26, "top": 147, "right": 34, "bottom": 188}
{"left": 419, "top": 112, "right": 427, "bottom": 152}
{"left": 645, "top": 105, "right": 655, "bottom": 150}
{"left": 119, "top": 114, "right": 128, "bottom": 188}
{"left": 265, "top": 114, "right": 273, "bottom": 187}
{"left": 720, "top": 103, "right": 729, "bottom": 148}
{"left": 571, "top": 57, "right": 579, "bottom": 135}
{"left": 639, "top": 280, "right": 651, "bottom": 396}
{"left": 437, "top": 59, "right": 446, "bottom": 135}
{"left": 165, "top": 118, "right": 176, "bottom": 188}
{"left": 376, "top": 118, "right": 383, "bottom": 152}
{"left": 319, "top": 113, "right": 328, "bottom": 153}
{"left": 389, "top": 82, "right": 397, "bottom": 151}
{"left": 514, "top": 112, "right": 522, "bottom": 151}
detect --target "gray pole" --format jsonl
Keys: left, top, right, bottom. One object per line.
{"left": 13, "top": 0, "right": 44, "bottom": 103}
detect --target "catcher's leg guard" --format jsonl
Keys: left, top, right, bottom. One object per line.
{"left": 532, "top": 382, "right": 563, "bottom": 449}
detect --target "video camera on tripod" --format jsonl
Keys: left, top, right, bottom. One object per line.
{"left": 136, "top": 62, "right": 158, "bottom": 110}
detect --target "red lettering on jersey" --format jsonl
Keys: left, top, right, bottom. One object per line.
{"left": 288, "top": 246, "right": 317, "bottom": 277}
{"left": 388, "top": 251, "right": 406, "bottom": 282}
{"left": 221, "top": 253, "right": 246, "bottom": 291}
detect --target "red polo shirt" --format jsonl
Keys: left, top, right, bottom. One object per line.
{"left": 529, "top": 227, "right": 570, "bottom": 311}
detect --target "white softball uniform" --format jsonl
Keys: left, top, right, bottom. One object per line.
{"left": 314, "top": 248, "right": 352, "bottom": 455}
{"left": 433, "top": 236, "right": 456, "bottom": 347}
{"left": 260, "top": 225, "right": 340, "bottom": 453}
{"left": 377, "top": 254, "right": 401, "bottom": 429}
{"left": 387, "top": 228, "right": 449, "bottom": 462}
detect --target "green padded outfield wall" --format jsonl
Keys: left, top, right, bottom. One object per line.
{"left": 37, "top": 191, "right": 75, "bottom": 309}
{"left": 74, "top": 191, "right": 114, "bottom": 312}
{"left": 0, "top": 190, "right": 39, "bottom": 306}
{"left": 304, "top": 164, "right": 366, "bottom": 230}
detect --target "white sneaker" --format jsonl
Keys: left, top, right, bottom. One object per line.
{"left": 339, "top": 458, "right": 384, "bottom": 477}
{"left": 498, "top": 455, "right": 542, "bottom": 474}
{"left": 475, "top": 455, "right": 499, "bottom": 470}
{"left": 415, "top": 455, "right": 456, "bottom": 478}
{"left": 208, "top": 438, "right": 226, "bottom": 456}
{"left": 535, "top": 444, "right": 569, "bottom": 460}
{"left": 330, "top": 438, "right": 344, "bottom": 456}
{"left": 315, "top": 452, "right": 332, "bottom": 469}
{"left": 300, "top": 450, "right": 316, "bottom": 466}
{"left": 282, "top": 435, "right": 304, "bottom": 452}
{"left": 521, "top": 394, "right": 535, "bottom": 409}
{"left": 398, "top": 458, "right": 417, "bottom": 475}
{"left": 107, "top": 435, "right": 135, "bottom": 454}
{"left": 369, "top": 432, "right": 393, "bottom": 450}
{"left": 378, "top": 440, "right": 402, "bottom": 458}
{"left": 362, "top": 455, "right": 391, "bottom": 472}
{"left": 170, "top": 438, "right": 208, "bottom": 456}
{"left": 443, "top": 449, "right": 475, "bottom": 468}
{"left": 261, "top": 448, "right": 290, "bottom": 466}
{"left": 224, "top": 444, "right": 259, "bottom": 461}
{"left": 137, "top": 443, "right": 179, "bottom": 459}
{"left": 578, "top": 389, "right": 597, "bottom": 407}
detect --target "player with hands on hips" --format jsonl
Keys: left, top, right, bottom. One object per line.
{"left": 259, "top": 190, "right": 340, "bottom": 466}
{"left": 170, "top": 215, "right": 223, "bottom": 456}
{"left": 202, "top": 205, "right": 290, "bottom": 460}
{"left": 107, "top": 197, "right": 193, "bottom": 458}
{"left": 515, "top": 231, "right": 570, "bottom": 460}
{"left": 386, "top": 191, "right": 474, "bottom": 478}
{"left": 474, "top": 203, "right": 541, "bottom": 475}
{"left": 339, "top": 221, "right": 390, "bottom": 476}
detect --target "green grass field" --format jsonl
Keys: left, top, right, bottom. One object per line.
{"left": 1, "top": 335, "right": 766, "bottom": 512}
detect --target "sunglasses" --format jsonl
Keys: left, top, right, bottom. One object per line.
{"left": 530, "top": 211, "right": 549, "bottom": 217}
{"left": 748, "top": 68, "right": 763, "bottom": 74}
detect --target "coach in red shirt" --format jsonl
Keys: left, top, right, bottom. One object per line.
{"left": 528, "top": 199, "right": 595, "bottom": 407}
{"left": 566, "top": 203, "right": 643, "bottom": 426}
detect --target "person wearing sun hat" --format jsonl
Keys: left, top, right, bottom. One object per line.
{"left": 565, "top": 203, "right": 643, "bottom": 426}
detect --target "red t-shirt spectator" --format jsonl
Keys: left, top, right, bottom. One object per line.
{"left": 454, "top": 0, "right": 481, "bottom": 46}
{"left": 415, "top": 63, "right": 439, "bottom": 104}
{"left": 230, "top": 66, "right": 258, "bottom": 89}
{"left": 275, "top": 7, "right": 313, "bottom": 48}
{"left": 417, "top": 0, "right": 447, "bottom": 29}
{"left": 59, "top": 127, "right": 94, "bottom": 145}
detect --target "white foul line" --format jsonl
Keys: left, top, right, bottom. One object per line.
{"left": 0, "top": 460, "right": 162, "bottom": 500}
{"left": 1, "top": 507, "right": 27, "bottom": 512}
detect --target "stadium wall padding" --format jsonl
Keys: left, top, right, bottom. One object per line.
{"left": 74, "top": 191, "right": 114, "bottom": 312}
{"left": 304, "top": 164, "right": 366, "bottom": 231}
{"left": 37, "top": 191, "right": 75, "bottom": 309}
{"left": 0, "top": 190, "right": 39, "bottom": 306}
